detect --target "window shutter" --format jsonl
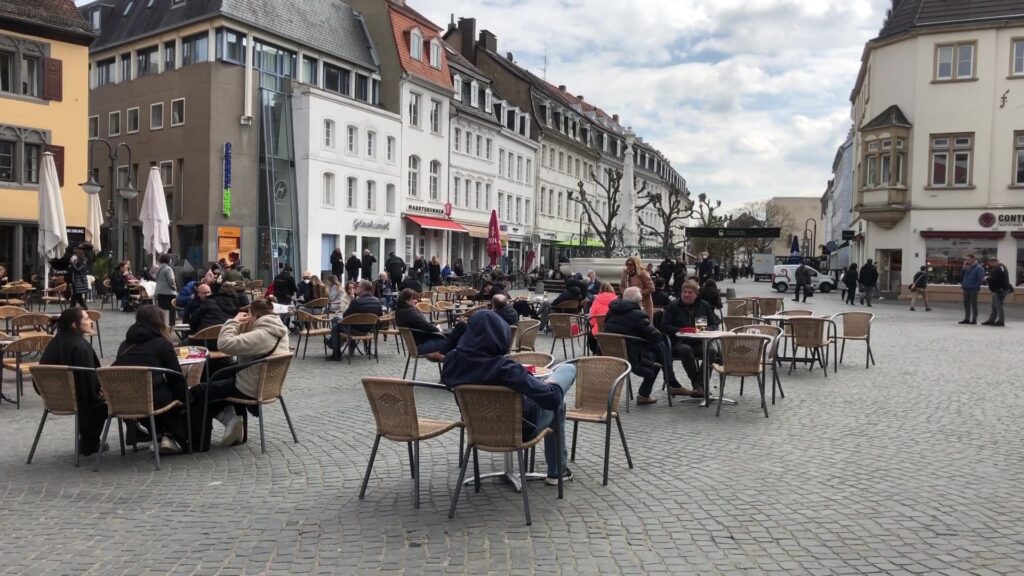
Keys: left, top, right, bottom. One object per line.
{"left": 43, "top": 58, "right": 63, "bottom": 101}
{"left": 46, "top": 144, "right": 65, "bottom": 186}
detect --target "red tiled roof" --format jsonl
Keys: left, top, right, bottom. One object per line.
{"left": 0, "top": 0, "right": 94, "bottom": 38}
{"left": 387, "top": 1, "right": 451, "bottom": 92}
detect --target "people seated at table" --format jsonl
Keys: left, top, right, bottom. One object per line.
{"left": 700, "top": 279, "right": 723, "bottom": 311}
{"left": 189, "top": 283, "right": 243, "bottom": 335}
{"left": 183, "top": 282, "right": 212, "bottom": 330}
{"left": 587, "top": 282, "right": 617, "bottom": 353}
{"left": 373, "top": 272, "right": 396, "bottom": 310}
{"left": 113, "top": 305, "right": 189, "bottom": 454}
{"left": 453, "top": 259, "right": 465, "bottom": 278}
{"left": 110, "top": 261, "right": 132, "bottom": 310}
{"left": 272, "top": 265, "right": 298, "bottom": 305}
{"left": 221, "top": 261, "right": 244, "bottom": 283}
{"left": 537, "top": 275, "right": 584, "bottom": 333}
{"left": 296, "top": 270, "right": 314, "bottom": 303}
{"left": 329, "top": 280, "right": 382, "bottom": 361}
{"left": 394, "top": 288, "right": 450, "bottom": 361}
{"left": 398, "top": 275, "right": 423, "bottom": 293}
{"left": 584, "top": 270, "right": 600, "bottom": 300}
{"left": 205, "top": 299, "right": 291, "bottom": 448}
{"left": 39, "top": 308, "right": 106, "bottom": 456}
{"left": 604, "top": 287, "right": 683, "bottom": 404}
{"left": 491, "top": 293, "right": 519, "bottom": 326}
{"left": 441, "top": 310, "right": 576, "bottom": 485}
{"left": 659, "top": 280, "right": 720, "bottom": 397}
{"left": 652, "top": 278, "right": 672, "bottom": 307}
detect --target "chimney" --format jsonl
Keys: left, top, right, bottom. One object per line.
{"left": 612, "top": 114, "right": 619, "bottom": 123}
{"left": 458, "top": 18, "right": 476, "bottom": 60}
{"left": 558, "top": 84, "right": 566, "bottom": 91}
{"left": 447, "top": 14, "right": 456, "bottom": 34}
{"left": 577, "top": 95, "right": 584, "bottom": 101}
{"left": 506, "top": 52, "right": 513, "bottom": 62}
{"left": 479, "top": 29, "right": 497, "bottom": 54}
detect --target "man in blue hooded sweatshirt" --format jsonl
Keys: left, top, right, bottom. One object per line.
{"left": 441, "top": 310, "right": 576, "bottom": 485}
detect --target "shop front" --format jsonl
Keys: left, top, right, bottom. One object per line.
{"left": 403, "top": 205, "right": 465, "bottom": 272}
{"left": 917, "top": 229, "right": 1009, "bottom": 302}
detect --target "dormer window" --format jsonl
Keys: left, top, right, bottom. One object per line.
{"left": 484, "top": 89, "right": 492, "bottom": 113}
{"left": 470, "top": 80, "right": 479, "bottom": 107}
{"left": 429, "top": 40, "right": 441, "bottom": 68}
{"left": 453, "top": 74, "right": 463, "bottom": 101}
{"left": 410, "top": 28, "right": 423, "bottom": 61}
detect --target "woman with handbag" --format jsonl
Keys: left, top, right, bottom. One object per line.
{"left": 909, "top": 265, "right": 931, "bottom": 312}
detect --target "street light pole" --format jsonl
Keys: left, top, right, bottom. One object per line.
{"left": 81, "top": 139, "right": 136, "bottom": 271}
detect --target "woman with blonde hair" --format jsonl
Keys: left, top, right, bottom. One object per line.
{"left": 620, "top": 256, "right": 654, "bottom": 319}
{"left": 327, "top": 274, "right": 344, "bottom": 312}
{"left": 308, "top": 274, "right": 328, "bottom": 301}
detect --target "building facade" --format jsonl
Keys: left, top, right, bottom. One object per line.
{"left": 0, "top": 0, "right": 94, "bottom": 281}
{"left": 766, "top": 196, "right": 822, "bottom": 261}
{"left": 822, "top": 131, "right": 855, "bottom": 271}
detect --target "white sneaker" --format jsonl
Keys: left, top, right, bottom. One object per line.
{"left": 221, "top": 412, "right": 244, "bottom": 447}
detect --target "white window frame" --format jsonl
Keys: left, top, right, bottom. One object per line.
{"left": 386, "top": 136, "right": 396, "bottom": 162}
{"left": 125, "top": 107, "right": 140, "bottom": 134}
{"left": 366, "top": 180, "right": 377, "bottom": 211}
{"left": 367, "top": 130, "right": 377, "bottom": 158}
{"left": 150, "top": 102, "right": 164, "bottom": 130}
{"left": 470, "top": 80, "right": 479, "bottom": 107}
{"left": 346, "top": 176, "right": 357, "bottom": 209}
{"left": 408, "top": 155, "right": 420, "bottom": 197}
{"left": 159, "top": 160, "right": 173, "bottom": 186}
{"left": 1013, "top": 39, "right": 1024, "bottom": 77}
{"left": 454, "top": 127, "right": 461, "bottom": 152}
{"left": 408, "top": 92, "right": 421, "bottom": 127}
{"left": 324, "top": 119, "right": 335, "bottom": 149}
{"left": 484, "top": 89, "right": 492, "bottom": 113}
{"left": 347, "top": 125, "right": 358, "bottom": 154}
{"left": 935, "top": 42, "right": 975, "bottom": 81}
{"left": 430, "top": 99, "right": 441, "bottom": 134}
{"left": 386, "top": 183, "right": 396, "bottom": 213}
{"left": 108, "top": 110, "right": 121, "bottom": 137}
{"left": 322, "top": 172, "right": 336, "bottom": 207}
{"left": 170, "top": 97, "right": 186, "bottom": 127}
{"left": 429, "top": 160, "right": 440, "bottom": 200}
{"left": 429, "top": 40, "right": 441, "bottom": 69}
{"left": 485, "top": 138, "right": 492, "bottom": 160}
{"left": 453, "top": 74, "right": 463, "bottom": 101}
{"left": 410, "top": 28, "right": 423, "bottom": 61}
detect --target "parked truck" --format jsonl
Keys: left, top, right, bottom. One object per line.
{"left": 751, "top": 253, "right": 774, "bottom": 282}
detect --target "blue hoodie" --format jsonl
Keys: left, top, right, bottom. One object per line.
{"left": 441, "top": 311, "right": 564, "bottom": 434}
{"left": 961, "top": 262, "right": 985, "bottom": 291}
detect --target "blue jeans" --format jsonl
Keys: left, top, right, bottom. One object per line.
{"left": 531, "top": 364, "right": 576, "bottom": 477}
{"left": 416, "top": 336, "right": 448, "bottom": 355}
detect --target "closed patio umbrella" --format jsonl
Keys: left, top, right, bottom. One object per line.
{"left": 38, "top": 151, "right": 67, "bottom": 290}
{"left": 85, "top": 189, "right": 103, "bottom": 252}
{"left": 787, "top": 235, "right": 802, "bottom": 264}
{"left": 486, "top": 209, "right": 502, "bottom": 266}
{"left": 139, "top": 166, "right": 170, "bottom": 265}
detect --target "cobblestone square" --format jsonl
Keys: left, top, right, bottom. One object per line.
{"left": 1, "top": 281, "right": 1023, "bottom": 575}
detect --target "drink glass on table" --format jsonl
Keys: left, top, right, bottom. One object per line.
{"left": 695, "top": 316, "right": 708, "bottom": 332}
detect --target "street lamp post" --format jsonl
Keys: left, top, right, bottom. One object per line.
{"left": 803, "top": 218, "right": 817, "bottom": 265}
{"left": 80, "top": 139, "right": 136, "bottom": 269}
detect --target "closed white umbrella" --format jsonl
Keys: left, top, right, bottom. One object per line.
{"left": 38, "top": 151, "right": 67, "bottom": 290}
{"left": 139, "top": 166, "right": 170, "bottom": 265}
{"left": 85, "top": 190, "right": 103, "bottom": 252}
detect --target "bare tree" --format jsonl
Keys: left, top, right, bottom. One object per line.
{"left": 742, "top": 199, "right": 794, "bottom": 253}
{"left": 689, "top": 194, "right": 740, "bottom": 264}
{"left": 568, "top": 168, "right": 645, "bottom": 258}
{"left": 637, "top": 183, "right": 695, "bottom": 257}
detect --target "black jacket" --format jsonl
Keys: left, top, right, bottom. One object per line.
{"left": 605, "top": 299, "right": 662, "bottom": 373}
{"left": 386, "top": 256, "right": 406, "bottom": 280}
{"left": 842, "top": 270, "right": 859, "bottom": 289}
{"left": 494, "top": 303, "right": 519, "bottom": 326}
{"left": 189, "top": 292, "right": 240, "bottom": 333}
{"left": 40, "top": 330, "right": 102, "bottom": 407}
{"left": 345, "top": 256, "right": 362, "bottom": 278}
{"left": 113, "top": 323, "right": 183, "bottom": 387}
{"left": 413, "top": 258, "right": 426, "bottom": 274}
{"left": 395, "top": 300, "right": 444, "bottom": 346}
{"left": 272, "top": 272, "right": 297, "bottom": 303}
{"left": 989, "top": 263, "right": 1011, "bottom": 292}
{"left": 660, "top": 299, "right": 719, "bottom": 335}
{"left": 399, "top": 277, "right": 423, "bottom": 292}
{"left": 110, "top": 270, "right": 128, "bottom": 296}
{"left": 673, "top": 262, "right": 688, "bottom": 289}
{"left": 70, "top": 257, "right": 90, "bottom": 294}
{"left": 428, "top": 262, "right": 441, "bottom": 285}
{"left": 699, "top": 287, "right": 721, "bottom": 310}
{"left": 330, "top": 251, "right": 344, "bottom": 277}
{"left": 361, "top": 254, "right": 377, "bottom": 277}
{"left": 658, "top": 259, "right": 675, "bottom": 284}
{"left": 858, "top": 264, "right": 879, "bottom": 287}
{"left": 343, "top": 293, "right": 383, "bottom": 334}
{"left": 698, "top": 259, "right": 714, "bottom": 282}
{"left": 442, "top": 311, "right": 563, "bottom": 438}
{"left": 911, "top": 271, "right": 928, "bottom": 290}
{"left": 652, "top": 289, "right": 671, "bottom": 307}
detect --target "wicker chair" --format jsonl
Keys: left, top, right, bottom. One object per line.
{"left": 1, "top": 334, "right": 53, "bottom": 408}
{"left": 359, "top": 378, "right": 463, "bottom": 508}
{"left": 787, "top": 317, "right": 837, "bottom": 377}
{"left": 722, "top": 315, "right": 763, "bottom": 332}
{"left": 563, "top": 357, "right": 632, "bottom": 486}
{"left": 0, "top": 285, "right": 27, "bottom": 308}
{"left": 591, "top": 314, "right": 607, "bottom": 333}
{"left": 398, "top": 327, "right": 444, "bottom": 380}
{"left": 508, "top": 351, "right": 554, "bottom": 369}
{"left": 593, "top": 332, "right": 662, "bottom": 410}
{"left": 302, "top": 297, "right": 330, "bottom": 315}
{"left": 85, "top": 310, "right": 104, "bottom": 357}
{"left": 377, "top": 312, "right": 403, "bottom": 355}
{"left": 26, "top": 365, "right": 96, "bottom": 466}
{"left": 549, "top": 313, "right": 586, "bottom": 360}
{"left": 11, "top": 313, "right": 51, "bottom": 338}
{"left": 724, "top": 299, "right": 749, "bottom": 317}
{"left": 0, "top": 305, "right": 27, "bottom": 333}
{"left": 832, "top": 311, "right": 875, "bottom": 369}
{"left": 201, "top": 354, "right": 298, "bottom": 454}
{"left": 93, "top": 366, "right": 187, "bottom": 470}
{"left": 731, "top": 324, "right": 785, "bottom": 404}
{"left": 188, "top": 324, "right": 230, "bottom": 361}
{"left": 129, "top": 284, "right": 153, "bottom": 308}
{"left": 515, "top": 318, "right": 540, "bottom": 352}
{"left": 551, "top": 299, "right": 581, "bottom": 314}
{"left": 40, "top": 283, "right": 68, "bottom": 311}
{"left": 449, "top": 384, "right": 561, "bottom": 526}
{"left": 100, "top": 279, "right": 115, "bottom": 311}
{"left": 335, "top": 313, "right": 380, "bottom": 364}
{"left": 757, "top": 297, "right": 784, "bottom": 317}
{"left": 711, "top": 334, "right": 771, "bottom": 417}
{"left": 294, "top": 310, "right": 331, "bottom": 359}
{"left": 777, "top": 308, "right": 814, "bottom": 356}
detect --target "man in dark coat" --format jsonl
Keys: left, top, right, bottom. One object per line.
{"left": 605, "top": 287, "right": 683, "bottom": 405}
{"left": 412, "top": 255, "right": 427, "bottom": 284}
{"left": 399, "top": 275, "right": 423, "bottom": 293}
{"left": 345, "top": 252, "right": 362, "bottom": 284}
{"left": 272, "top": 265, "right": 298, "bottom": 305}
{"left": 698, "top": 253, "right": 714, "bottom": 285}
{"left": 441, "top": 311, "right": 576, "bottom": 484}
{"left": 39, "top": 308, "right": 107, "bottom": 456}
{"left": 330, "top": 247, "right": 344, "bottom": 279}
{"left": 394, "top": 288, "right": 450, "bottom": 359}
{"left": 330, "top": 280, "right": 382, "bottom": 360}
{"left": 983, "top": 256, "right": 1011, "bottom": 326}
{"left": 491, "top": 293, "right": 519, "bottom": 326}
{"left": 361, "top": 249, "right": 377, "bottom": 281}
{"left": 385, "top": 252, "right": 406, "bottom": 285}
{"left": 672, "top": 259, "right": 688, "bottom": 298}
{"left": 658, "top": 257, "right": 675, "bottom": 286}
{"left": 189, "top": 283, "right": 243, "bottom": 335}
{"left": 660, "top": 280, "right": 719, "bottom": 396}
{"left": 858, "top": 259, "right": 879, "bottom": 307}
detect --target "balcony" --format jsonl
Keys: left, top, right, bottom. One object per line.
{"left": 855, "top": 187, "right": 908, "bottom": 229}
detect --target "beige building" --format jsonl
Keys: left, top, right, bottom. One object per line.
{"left": 766, "top": 196, "right": 821, "bottom": 260}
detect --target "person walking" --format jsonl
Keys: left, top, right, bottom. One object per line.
{"left": 841, "top": 263, "right": 858, "bottom": 305}
{"left": 909, "top": 265, "right": 931, "bottom": 311}
{"left": 658, "top": 256, "right": 675, "bottom": 287}
{"left": 154, "top": 253, "right": 177, "bottom": 326}
{"left": 794, "top": 261, "right": 811, "bottom": 303}
{"left": 698, "top": 252, "right": 714, "bottom": 285}
{"left": 619, "top": 256, "right": 655, "bottom": 320}
{"left": 69, "top": 248, "right": 90, "bottom": 309}
{"left": 858, "top": 259, "right": 879, "bottom": 307}
{"left": 982, "top": 256, "right": 1011, "bottom": 326}
{"left": 959, "top": 254, "right": 985, "bottom": 325}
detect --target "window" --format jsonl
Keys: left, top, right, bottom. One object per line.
{"left": 526, "top": 159, "right": 532, "bottom": 182}
{"left": 465, "top": 131, "right": 471, "bottom": 154}
{"left": 170, "top": 98, "right": 185, "bottom": 126}
{"left": 470, "top": 80, "right": 479, "bottom": 107}
{"left": 150, "top": 102, "right": 164, "bottom": 130}
{"left": 575, "top": 158, "right": 581, "bottom": 178}
{"left": 346, "top": 125, "right": 357, "bottom": 154}
{"left": 926, "top": 239, "right": 996, "bottom": 285}
{"left": 408, "top": 156, "right": 420, "bottom": 196}
{"left": 484, "top": 89, "right": 492, "bottom": 113}
{"left": 410, "top": 29, "right": 423, "bottom": 60}
{"left": 302, "top": 56, "right": 318, "bottom": 85}
{"left": 498, "top": 192, "right": 504, "bottom": 219}
{"left": 23, "top": 144, "right": 39, "bottom": 184}
{"left": 453, "top": 178, "right": 460, "bottom": 206}
{"left": 558, "top": 151, "right": 565, "bottom": 172}
{"left": 356, "top": 73, "right": 369, "bottom": 102}
{"left": 515, "top": 197, "right": 522, "bottom": 223}
{"left": 485, "top": 138, "right": 492, "bottom": 160}
{"left": 159, "top": 160, "right": 173, "bottom": 186}
{"left": 547, "top": 188, "right": 553, "bottom": 214}
{"left": 323, "top": 119, "right": 335, "bottom": 148}
{"left": 323, "top": 63, "right": 350, "bottom": 95}
{"left": 476, "top": 135, "right": 482, "bottom": 158}
{"left": 181, "top": 33, "right": 208, "bottom": 66}
{"left": 366, "top": 180, "right": 377, "bottom": 211}
{"left": 935, "top": 42, "right": 975, "bottom": 81}
{"left": 524, "top": 199, "right": 530, "bottom": 225}
{"left": 127, "top": 107, "right": 139, "bottom": 133}
{"left": 430, "top": 99, "right": 441, "bottom": 133}
{"left": 1014, "top": 39, "right": 1024, "bottom": 76}
{"left": 14, "top": 54, "right": 40, "bottom": 97}
{"left": 453, "top": 74, "right": 463, "bottom": 101}
{"left": 96, "top": 58, "right": 116, "bottom": 87}
{"left": 136, "top": 45, "right": 159, "bottom": 77}
{"left": 120, "top": 53, "right": 131, "bottom": 82}
{"left": 930, "top": 134, "right": 972, "bottom": 187}
{"left": 408, "top": 92, "right": 420, "bottom": 126}
{"left": 507, "top": 152, "right": 513, "bottom": 179}
{"left": 549, "top": 147, "right": 555, "bottom": 167}
{"left": 386, "top": 183, "right": 396, "bottom": 213}
{"left": 454, "top": 128, "right": 461, "bottom": 151}
{"left": 429, "top": 160, "right": 440, "bottom": 199}
{"left": 108, "top": 110, "right": 121, "bottom": 136}
{"left": 322, "top": 173, "right": 335, "bottom": 206}
{"left": 386, "top": 136, "right": 395, "bottom": 162}
{"left": 1014, "top": 131, "right": 1024, "bottom": 185}
{"left": 216, "top": 28, "right": 246, "bottom": 65}
{"left": 429, "top": 40, "right": 441, "bottom": 68}
{"left": 485, "top": 183, "right": 491, "bottom": 210}
{"left": 498, "top": 149, "right": 505, "bottom": 175}
{"left": 163, "top": 42, "right": 175, "bottom": 71}
{"left": 346, "top": 177, "right": 357, "bottom": 209}
{"left": 557, "top": 191, "right": 563, "bottom": 218}
{"left": 0, "top": 141, "right": 13, "bottom": 181}
{"left": 367, "top": 131, "right": 377, "bottom": 158}
{"left": 516, "top": 155, "right": 523, "bottom": 181}
{"left": 540, "top": 188, "right": 546, "bottom": 214}
{"left": 88, "top": 116, "right": 98, "bottom": 139}
{"left": 372, "top": 79, "right": 381, "bottom": 106}
{"left": 253, "top": 39, "right": 296, "bottom": 78}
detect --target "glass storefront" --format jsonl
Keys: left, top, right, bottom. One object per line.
{"left": 925, "top": 238, "right": 997, "bottom": 284}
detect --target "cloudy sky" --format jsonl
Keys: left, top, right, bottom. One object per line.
{"left": 411, "top": 0, "right": 889, "bottom": 210}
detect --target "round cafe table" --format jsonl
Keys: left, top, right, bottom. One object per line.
{"left": 673, "top": 329, "right": 736, "bottom": 408}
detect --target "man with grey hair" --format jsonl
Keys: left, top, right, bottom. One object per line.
{"left": 491, "top": 293, "right": 519, "bottom": 326}
{"left": 585, "top": 270, "right": 600, "bottom": 299}
{"left": 604, "top": 287, "right": 683, "bottom": 404}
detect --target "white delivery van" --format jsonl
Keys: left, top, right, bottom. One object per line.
{"left": 751, "top": 254, "right": 774, "bottom": 282}
{"left": 771, "top": 264, "right": 834, "bottom": 293}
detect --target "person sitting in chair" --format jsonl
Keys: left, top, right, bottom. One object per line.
{"left": 329, "top": 280, "right": 381, "bottom": 361}
{"left": 604, "top": 287, "right": 683, "bottom": 404}
{"left": 659, "top": 280, "right": 719, "bottom": 398}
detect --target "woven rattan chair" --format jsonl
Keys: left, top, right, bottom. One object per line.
{"left": 1, "top": 334, "right": 53, "bottom": 408}
{"left": 591, "top": 314, "right": 607, "bottom": 333}
{"left": 419, "top": 290, "right": 434, "bottom": 302}
{"left": 757, "top": 297, "right": 784, "bottom": 316}
{"left": 336, "top": 313, "right": 379, "bottom": 364}
{"left": 593, "top": 332, "right": 667, "bottom": 410}
{"left": 549, "top": 313, "right": 586, "bottom": 360}
{"left": 787, "top": 317, "right": 837, "bottom": 377}
{"left": 0, "top": 285, "right": 27, "bottom": 308}
{"left": 711, "top": 334, "right": 771, "bottom": 418}
{"left": 551, "top": 299, "right": 581, "bottom": 314}
{"left": 40, "top": 283, "right": 68, "bottom": 311}
{"left": 188, "top": 324, "right": 230, "bottom": 361}
{"left": 563, "top": 357, "right": 632, "bottom": 486}
{"left": 100, "top": 279, "right": 115, "bottom": 311}
{"left": 722, "top": 315, "right": 763, "bottom": 332}
{"left": 294, "top": 310, "right": 331, "bottom": 359}
{"left": 731, "top": 324, "right": 785, "bottom": 404}
{"left": 377, "top": 312, "right": 403, "bottom": 355}
{"left": 359, "top": 378, "right": 462, "bottom": 508}
{"left": 11, "top": 313, "right": 51, "bottom": 338}
{"left": 832, "top": 311, "right": 875, "bottom": 369}
{"left": 398, "top": 327, "right": 443, "bottom": 380}
{"left": 514, "top": 318, "right": 540, "bottom": 352}
{"left": 448, "top": 384, "right": 561, "bottom": 526}
{"left": 0, "top": 305, "right": 27, "bottom": 333}
{"left": 777, "top": 308, "right": 814, "bottom": 356}
{"left": 93, "top": 366, "right": 187, "bottom": 470}
{"left": 508, "top": 351, "right": 554, "bottom": 369}
{"left": 725, "top": 299, "right": 749, "bottom": 317}
{"left": 201, "top": 354, "right": 298, "bottom": 454}
{"left": 26, "top": 365, "right": 96, "bottom": 466}
{"left": 85, "top": 310, "right": 104, "bottom": 357}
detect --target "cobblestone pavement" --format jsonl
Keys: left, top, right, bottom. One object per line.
{"left": 1, "top": 281, "right": 1023, "bottom": 575}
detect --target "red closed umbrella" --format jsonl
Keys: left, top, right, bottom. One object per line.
{"left": 487, "top": 209, "right": 503, "bottom": 266}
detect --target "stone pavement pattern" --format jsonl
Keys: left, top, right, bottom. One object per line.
{"left": 1, "top": 280, "right": 1023, "bottom": 575}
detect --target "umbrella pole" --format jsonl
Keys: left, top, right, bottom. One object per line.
{"left": 43, "top": 259, "right": 50, "bottom": 291}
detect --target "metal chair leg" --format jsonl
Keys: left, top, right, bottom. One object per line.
{"left": 93, "top": 417, "right": 113, "bottom": 471}
{"left": 448, "top": 444, "right": 472, "bottom": 519}
{"left": 257, "top": 405, "right": 267, "bottom": 454}
{"left": 27, "top": 410, "right": 48, "bottom": 464}
{"left": 615, "top": 416, "right": 633, "bottom": 469}
{"left": 74, "top": 413, "right": 80, "bottom": 467}
{"left": 150, "top": 415, "right": 161, "bottom": 470}
{"left": 403, "top": 355, "right": 411, "bottom": 379}
{"left": 407, "top": 442, "right": 415, "bottom": 479}
{"left": 759, "top": 372, "right": 768, "bottom": 418}
{"left": 413, "top": 440, "right": 421, "bottom": 509}
{"left": 570, "top": 421, "right": 578, "bottom": 462}
{"left": 277, "top": 397, "right": 298, "bottom": 443}
{"left": 518, "top": 449, "right": 532, "bottom": 525}
{"left": 602, "top": 419, "right": 612, "bottom": 486}
{"left": 472, "top": 447, "right": 481, "bottom": 493}
{"left": 359, "top": 435, "right": 381, "bottom": 499}
{"left": 716, "top": 374, "right": 726, "bottom": 417}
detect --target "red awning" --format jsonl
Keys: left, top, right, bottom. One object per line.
{"left": 406, "top": 215, "right": 467, "bottom": 232}
{"left": 919, "top": 231, "right": 1006, "bottom": 240}
{"left": 1012, "top": 231, "right": 1024, "bottom": 239}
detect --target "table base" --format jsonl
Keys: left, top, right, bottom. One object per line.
{"left": 461, "top": 453, "right": 547, "bottom": 492}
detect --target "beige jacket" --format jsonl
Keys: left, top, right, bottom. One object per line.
{"left": 216, "top": 314, "right": 291, "bottom": 398}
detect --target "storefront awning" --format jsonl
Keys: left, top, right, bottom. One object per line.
{"left": 1011, "top": 231, "right": 1024, "bottom": 239}
{"left": 919, "top": 231, "right": 1006, "bottom": 240}
{"left": 458, "top": 224, "right": 491, "bottom": 239}
{"left": 406, "top": 215, "right": 467, "bottom": 233}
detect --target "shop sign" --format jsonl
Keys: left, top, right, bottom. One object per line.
{"left": 980, "top": 211, "right": 1024, "bottom": 229}
{"left": 841, "top": 230, "right": 856, "bottom": 240}
{"left": 222, "top": 142, "right": 232, "bottom": 217}
{"left": 354, "top": 219, "right": 391, "bottom": 232}
{"left": 407, "top": 204, "right": 446, "bottom": 216}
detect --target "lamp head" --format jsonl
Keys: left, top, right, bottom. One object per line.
{"left": 118, "top": 179, "right": 138, "bottom": 200}
{"left": 80, "top": 174, "right": 102, "bottom": 195}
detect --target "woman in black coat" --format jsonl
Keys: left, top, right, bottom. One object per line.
{"left": 428, "top": 256, "right": 442, "bottom": 287}
{"left": 841, "top": 263, "right": 859, "bottom": 305}
{"left": 113, "top": 305, "right": 189, "bottom": 453}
